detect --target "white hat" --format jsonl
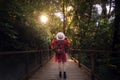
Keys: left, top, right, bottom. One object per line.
{"left": 56, "top": 32, "right": 65, "bottom": 40}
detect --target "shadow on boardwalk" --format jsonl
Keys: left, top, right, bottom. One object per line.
{"left": 29, "top": 54, "right": 91, "bottom": 80}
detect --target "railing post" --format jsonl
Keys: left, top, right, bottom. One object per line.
{"left": 49, "top": 49, "right": 52, "bottom": 59}
{"left": 35, "top": 52, "right": 38, "bottom": 66}
{"left": 25, "top": 53, "right": 29, "bottom": 80}
{"left": 91, "top": 53, "right": 95, "bottom": 80}
{"left": 39, "top": 50, "right": 42, "bottom": 66}
{"left": 38, "top": 50, "right": 42, "bottom": 67}
{"left": 78, "top": 52, "right": 81, "bottom": 67}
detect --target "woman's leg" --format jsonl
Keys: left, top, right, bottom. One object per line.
{"left": 62, "top": 62, "right": 67, "bottom": 78}
{"left": 62, "top": 62, "right": 65, "bottom": 72}
{"left": 58, "top": 62, "right": 62, "bottom": 71}
{"left": 58, "top": 62, "right": 62, "bottom": 77}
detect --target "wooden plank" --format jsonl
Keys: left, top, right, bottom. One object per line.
{"left": 29, "top": 54, "right": 91, "bottom": 80}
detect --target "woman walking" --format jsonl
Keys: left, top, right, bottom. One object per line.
{"left": 51, "top": 32, "right": 70, "bottom": 79}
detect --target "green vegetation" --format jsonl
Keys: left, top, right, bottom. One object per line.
{"left": 0, "top": 0, "right": 51, "bottom": 51}
{"left": 0, "top": 0, "right": 120, "bottom": 80}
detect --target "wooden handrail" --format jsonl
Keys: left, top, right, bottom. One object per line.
{"left": 0, "top": 49, "right": 52, "bottom": 55}
{"left": 71, "top": 49, "right": 120, "bottom": 54}
{"left": 70, "top": 49, "right": 120, "bottom": 80}
{"left": 0, "top": 49, "right": 119, "bottom": 55}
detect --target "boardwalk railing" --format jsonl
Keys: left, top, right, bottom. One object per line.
{"left": 0, "top": 49, "right": 119, "bottom": 80}
{"left": 70, "top": 49, "right": 120, "bottom": 80}
{"left": 0, "top": 49, "right": 52, "bottom": 80}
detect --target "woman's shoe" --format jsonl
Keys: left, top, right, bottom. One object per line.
{"left": 63, "top": 72, "right": 67, "bottom": 79}
{"left": 59, "top": 71, "right": 62, "bottom": 78}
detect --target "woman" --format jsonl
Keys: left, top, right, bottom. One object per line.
{"left": 51, "top": 32, "right": 70, "bottom": 79}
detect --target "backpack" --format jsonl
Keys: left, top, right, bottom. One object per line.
{"left": 54, "top": 40, "right": 64, "bottom": 55}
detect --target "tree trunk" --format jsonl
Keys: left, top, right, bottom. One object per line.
{"left": 112, "top": 0, "right": 120, "bottom": 50}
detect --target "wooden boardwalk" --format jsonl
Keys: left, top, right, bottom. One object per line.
{"left": 29, "top": 54, "right": 91, "bottom": 80}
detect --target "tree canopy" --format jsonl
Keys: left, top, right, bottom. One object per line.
{"left": 0, "top": 0, "right": 120, "bottom": 80}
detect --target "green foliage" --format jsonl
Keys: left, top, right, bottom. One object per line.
{"left": 67, "top": 0, "right": 119, "bottom": 80}
{"left": 0, "top": 0, "right": 119, "bottom": 80}
{"left": 0, "top": 22, "right": 18, "bottom": 51}
{"left": 0, "top": 0, "right": 51, "bottom": 51}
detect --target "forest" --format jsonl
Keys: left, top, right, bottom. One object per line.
{"left": 0, "top": 0, "right": 120, "bottom": 80}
